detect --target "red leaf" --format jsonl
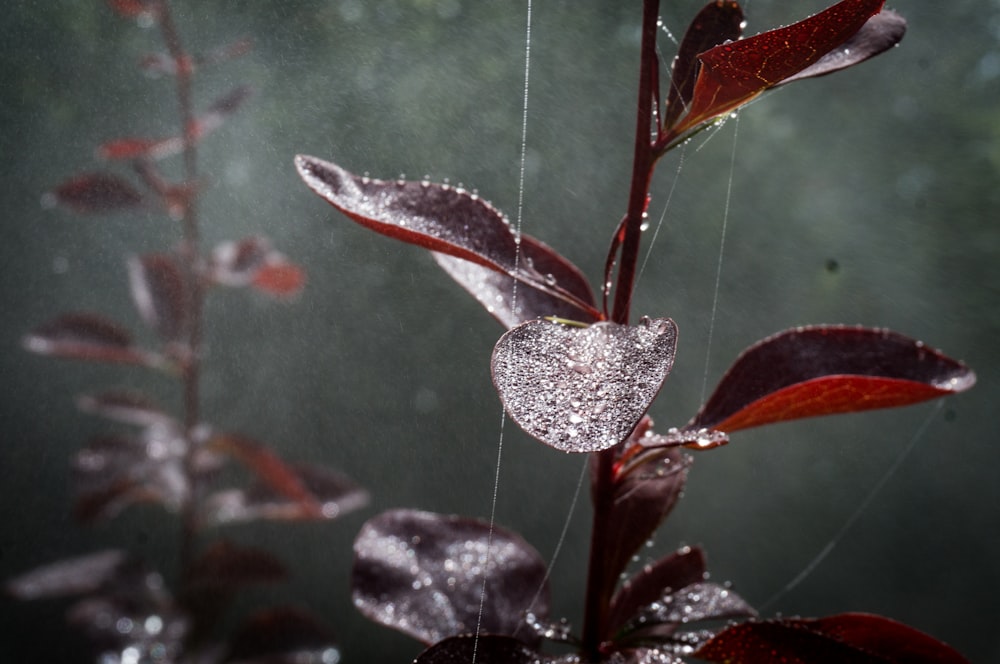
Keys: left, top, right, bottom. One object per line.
{"left": 692, "top": 613, "right": 969, "bottom": 663}
{"left": 97, "top": 136, "right": 184, "bottom": 161}
{"left": 23, "top": 312, "right": 156, "bottom": 366}
{"left": 210, "top": 434, "right": 324, "bottom": 518}
{"left": 252, "top": 260, "right": 306, "bottom": 298}
{"left": 608, "top": 545, "right": 707, "bottom": 638}
{"left": 666, "top": 0, "right": 894, "bottom": 141}
{"left": 689, "top": 326, "right": 975, "bottom": 434}
{"left": 106, "top": 0, "right": 158, "bottom": 19}
{"left": 127, "top": 253, "right": 189, "bottom": 341}
{"left": 662, "top": 0, "right": 745, "bottom": 131}
{"left": 210, "top": 235, "right": 271, "bottom": 286}
{"left": 44, "top": 173, "right": 144, "bottom": 214}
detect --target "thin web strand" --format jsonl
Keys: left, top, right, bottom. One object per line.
{"left": 472, "top": 1, "right": 532, "bottom": 661}
{"left": 700, "top": 113, "right": 740, "bottom": 403}
{"left": 636, "top": 146, "right": 686, "bottom": 289}
{"left": 759, "top": 400, "right": 945, "bottom": 612}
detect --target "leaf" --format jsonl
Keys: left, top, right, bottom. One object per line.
{"left": 43, "top": 172, "right": 144, "bottom": 214}
{"left": 414, "top": 635, "right": 550, "bottom": 664}
{"left": 76, "top": 390, "right": 172, "bottom": 427}
{"left": 106, "top": 0, "right": 159, "bottom": 19}
{"left": 252, "top": 259, "right": 306, "bottom": 298}
{"left": 210, "top": 235, "right": 272, "bottom": 286}
{"left": 662, "top": 0, "right": 745, "bottom": 130}
{"left": 492, "top": 317, "right": 678, "bottom": 453}
{"left": 619, "top": 582, "right": 756, "bottom": 639}
{"left": 609, "top": 546, "right": 707, "bottom": 638}
{"left": 433, "top": 233, "right": 600, "bottom": 328}
{"left": 691, "top": 613, "right": 970, "bottom": 664}
{"left": 352, "top": 509, "right": 550, "bottom": 645}
{"left": 188, "top": 85, "right": 253, "bottom": 141}
{"left": 6, "top": 550, "right": 130, "bottom": 600}
{"left": 23, "top": 312, "right": 157, "bottom": 366}
{"left": 198, "top": 463, "right": 369, "bottom": 528}
{"left": 666, "top": 0, "right": 896, "bottom": 141}
{"left": 209, "top": 434, "right": 324, "bottom": 518}
{"left": 128, "top": 253, "right": 189, "bottom": 341}
{"left": 226, "top": 606, "right": 339, "bottom": 664}
{"left": 688, "top": 326, "right": 976, "bottom": 433}
{"left": 778, "top": 10, "right": 907, "bottom": 86}
{"left": 184, "top": 540, "right": 287, "bottom": 591}
{"left": 96, "top": 136, "right": 185, "bottom": 161}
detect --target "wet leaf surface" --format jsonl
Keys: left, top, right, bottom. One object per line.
{"left": 225, "top": 606, "right": 338, "bottom": 664}
{"left": 667, "top": 0, "right": 895, "bottom": 140}
{"left": 128, "top": 253, "right": 189, "bottom": 341}
{"left": 413, "top": 635, "right": 550, "bottom": 664}
{"left": 689, "top": 325, "right": 976, "bottom": 433}
{"left": 45, "top": 172, "right": 144, "bottom": 214}
{"left": 620, "top": 582, "right": 755, "bottom": 638}
{"left": 609, "top": 546, "right": 707, "bottom": 637}
{"left": 692, "top": 613, "right": 970, "bottom": 663}
{"left": 6, "top": 550, "right": 130, "bottom": 600}
{"left": 492, "top": 317, "right": 677, "bottom": 453}
{"left": 352, "top": 509, "right": 549, "bottom": 645}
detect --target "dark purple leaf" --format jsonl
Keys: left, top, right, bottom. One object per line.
{"left": 619, "top": 582, "right": 755, "bottom": 638}
{"left": 688, "top": 326, "right": 976, "bottom": 434}
{"left": 662, "top": 1, "right": 745, "bottom": 130}
{"left": 226, "top": 606, "right": 338, "bottom": 664}
{"left": 692, "top": 613, "right": 970, "bottom": 664}
{"left": 492, "top": 317, "right": 678, "bottom": 453}
{"left": 434, "top": 234, "right": 599, "bottom": 328}
{"left": 604, "top": 648, "right": 687, "bottom": 664}
{"left": 23, "top": 312, "right": 158, "bottom": 366}
{"left": 189, "top": 85, "right": 253, "bottom": 140}
{"left": 597, "top": 422, "right": 691, "bottom": 636}
{"left": 6, "top": 550, "right": 129, "bottom": 600}
{"left": 352, "top": 509, "right": 550, "bottom": 645}
{"left": 609, "top": 546, "right": 707, "bottom": 637}
{"left": 778, "top": 10, "right": 907, "bottom": 86}
{"left": 199, "top": 463, "right": 369, "bottom": 528}
{"left": 128, "top": 253, "right": 189, "bottom": 341}
{"left": 414, "top": 635, "right": 550, "bottom": 664}
{"left": 76, "top": 390, "right": 172, "bottom": 427}
{"left": 185, "top": 540, "right": 286, "bottom": 591}
{"left": 43, "top": 172, "right": 144, "bottom": 214}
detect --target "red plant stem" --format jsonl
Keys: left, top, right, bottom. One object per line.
{"left": 582, "top": 0, "right": 661, "bottom": 658}
{"left": 158, "top": 0, "right": 203, "bottom": 574}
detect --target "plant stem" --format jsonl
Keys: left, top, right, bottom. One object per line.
{"left": 158, "top": 0, "right": 203, "bottom": 575}
{"left": 582, "top": 1, "right": 662, "bottom": 658}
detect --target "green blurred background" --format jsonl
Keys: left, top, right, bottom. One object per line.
{"left": 2, "top": 0, "right": 997, "bottom": 661}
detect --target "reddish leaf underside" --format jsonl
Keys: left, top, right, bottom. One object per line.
{"left": 689, "top": 326, "right": 975, "bottom": 434}
{"left": 252, "top": 260, "right": 306, "bottom": 297}
{"left": 23, "top": 312, "right": 154, "bottom": 366}
{"left": 692, "top": 613, "right": 970, "bottom": 664}
{"left": 492, "top": 317, "right": 678, "bottom": 453}
{"left": 44, "top": 172, "right": 144, "bottom": 214}
{"left": 668, "top": 0, "right": 888, "bottom": 139}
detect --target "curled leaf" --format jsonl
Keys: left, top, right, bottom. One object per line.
{"left": 492, "top": 317, "right": 678, "bottom": 453}
{"left": 43, "top": 172, "right": 144, "bottom": 214}
{"left": 689, "top": 326, "right": 976, "bottom": 433}
{"left": 352, "top": 509, "right": 550, "bottom": 645}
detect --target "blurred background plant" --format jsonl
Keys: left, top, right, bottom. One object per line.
{"left": 1, "top": 0, "right": 997, "bottom": 662}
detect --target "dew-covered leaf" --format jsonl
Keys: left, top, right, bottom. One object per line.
{"left": 688, "top": 326, "right": 976, "bottom": 433}
{"left": 76, "top": 390, "right": 172, "bottom": 428}
{"left": 599, "top": 419, "right": 692, "bottom": 609}
{"left": 433, "top": 233, "right": 599, "bottom": 328}
{"left": 778, "top": 10, "right": 906, "bottom": 86}
{"left": 492, "top": 317, "right": 678, "bottom": 453}
{"left": 414, "top": 635, "right": 549, "bottom": 664}
{"left": 44, "top": 172, "right": 144, "bottom": 214}
{"left": 23, "top": 312, "right": 157, "bottom": 366}
{"left": 620, "top": 582, "right": 756, "bottom": 639}
{"left": 226, "top": 606, "right": 338, "bottom": 664}
{"left": 667, "top": 0, "right": 892, "bottom": 141}
{"left": 199, "top": 463, "right": 369, "bottom": 528}
{"left": 352, "top": 509, "right": 550, "bottom": 645}
{"left": 662, "top": 0, "right": 745, "bottom": 130}
{"left": 210, "top": 235, "right": 272, "bottom": 286}
{"left": 128, "top": 253, "right": 189, "bottom": 341}
{"left": 609, "top": 546, "right": 706, "bottom": 637}
{"left": 604, "top": 648, "right": 688, "bottom": 664}
{"left": 6, "top": 550, "right": 129, "bottom": 600}
{"left": 209, "top": 434, "right": 324, "bottom": 518}
{"left": 97, "top": 136, "right": 184, "bottom": 161}
{"left": 691, "top": 613, "right": 970, "bottom": 663}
